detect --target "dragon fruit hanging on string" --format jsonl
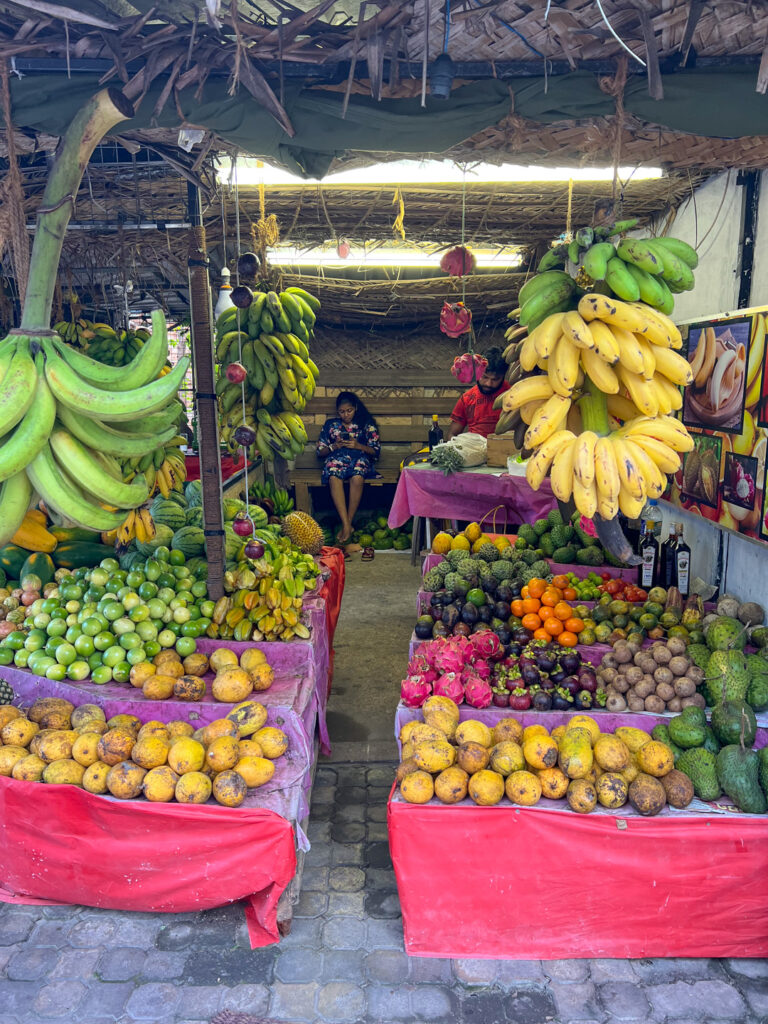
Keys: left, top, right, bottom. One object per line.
{"left": 440, "top": 300, "right": 473, "bottom": 338}
{"left": 440, "top": 245, "right": 476, "bottom": 277}
{"left": 451, "top": 350, "right": 487, "bottom": 383}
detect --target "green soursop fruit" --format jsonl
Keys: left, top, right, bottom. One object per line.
{"left": 676, "top": 748, "right": 721, "bottom": 802}
{"left": 716, "top": 745, "right": 767, "bottom": 813}
{"left": 492, "top": 560, "right": 516, "bottom": 581}
{"left": 747, "top": 674, "right": 768, "bottom": 712}
{"left": 758, "top": 747, "right": 768, "bottom": 798}
{"left": 423, "top": 569, "right": 443, "bottom": 592}
{"left": 710, "top": 699, "right": 757, "bottom": 747}
{"left": 705, "top": 616, "right": 748, "bottom": 652}
{"left": 704, "top": 650, "right": 750, "bottom": 706}
{"left": 477, "top": 542, "right": 499, "bottom": 563}
{"left": 687, "top": 644, "right": 710, "bottom": 671}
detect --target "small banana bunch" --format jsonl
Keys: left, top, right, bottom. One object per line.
{"left": 121, "top": 434, "right": 187, "bottom": 500}
{"left": 53, "top": 318, "right": 94, "bottom": 348}
{"left": 518, "top": 220, "right": 698, "bottom": 331}
{"left": 250, "top": 476, "right": 294, "bottom": 516}
{"left": 117, "top": 507, "right": 157, "bottom": 548}
{"left": 216, "top": 285, "right": 319, "bottom": 461}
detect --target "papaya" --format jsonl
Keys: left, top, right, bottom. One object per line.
{"left": 558, "top": 726, "right": 593, "bottom": 779}
{"left": 20, "top": 552, "right": 55, "bottom": 587}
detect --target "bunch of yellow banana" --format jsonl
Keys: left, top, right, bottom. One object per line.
{"left": 526, "top": 416, "right": 694, "bottom": 519}
{"left": 215, "top": 285, "right": 319, "bottom": 461}
{"left": 116, "top": 507, "right": 157, "bottom": 547}
{"left": 120, "top": 434, "right": 187, "bottom": 499}
{"left": 53, "top": 318, "right": 94, "bottom": 348}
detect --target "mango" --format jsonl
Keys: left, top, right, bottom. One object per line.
{"left": 129, "top": 662, "right": 156, "bottom": 689}
{"left": 238, "top": 738, "right": 264, "bottom": 758}
{"left": 166, "top": 720, "right": 195, "bottom": 739}
{"left": 568, "top": 715, "right": 600, "bottom": 744}
{"left": 28, "top": 697, "right": 73, "bottom": 725}
{"left": 399, "top": 770, "right": 434, "bottom": 804}
{"left": 433, "top": 766, "right": 469, "bottom": 804}
{"left": 75, "top": 719, "right": 108, "bottom": 736}
{"left": 106, "top": 761, "right": 146, "bottom": 799}
{"left": 143, "top": 766, "right": 179, "bottom": 802}
{"left": 201, "top": 719, "right": 239, "bottom": 746}
{"left": 538, "top": 766, "right": 569, "bottom": 799}
{"left": 233, "top": 755, "right": 275, "bottom": 788}
{"left": 456, "top": 741, "right": 490, "bottom": 775}
{"left": 168, "top": 738, "right": 205, "bottom": 775}
{"left": 594, "top": 735, "right": 630, "bottom": 772}
{"left": 408, "top": 723, "right": 446, "bottom": 746}
{"left": 489, "top": 741, "right": 525, "bottom": 777}
{"left": 422, "top": 708, "right": 457, "bottom": 741}
{"left": 567, "top": 778, "right": 597, "bottom": 813}
{"left": 523, "top": 734, "right": 558, "bottom": 770}
{"left": 182, "top": 652, "right": 210, "bottom": 677}
{"left": 212, "top": 769, "right": 247, "bottom": 807}
{"left": 42, "top": 759, "right": 85, "bottom": 786}
{"left": 0, "top": 706, "right": 22, "bottom": 729}
{"left": 1, "top": 717, "right": 38, "bottom": 748}
{"left": 11, "top": 753, "right": 46, "bottom": 781}
{"left": 205, "top": 736, "right": 240, "bottom": 772}
{"left": 70, "top": 704, "right": 106, "bottom": 729}
{"left": 0, "top": 745, "right": 30, "bottom": 775}
{"left": 505, "top": 769, "right": 542, "bottom": 806}
{"left": 253, "top": 726, "right": 288, "bottom": 760}
{"left": 97, "top": 728, "right": 135, "bottom": 766}
{"left": 455, "top": 720, "right": 493, "bottom": 748}
{"left": 596, "top": 772, "right": 629, "bottom": 809}
{"left": 413, "top": 739, "right": 455, "bottom": 773}
{"left": 82, "top": 761, "right": 110, "bottom": 794}
{"left": 522, "top": 724, "right": 549, "bottom": 743}
{"left": 71, "top": 732, "right": 103, "bottom": 768}
{"left": 131, "top": 736, "right": 170, "bottom": 770}
{"left": 175, "top": 771, "right": 212, "bottom": 804}
{"left": 422, "top": 695, "right": 460, "bottom": 725}
{"left": 491, "top": 717, "right": 523, "bottom": 746}
{"left": 614, "top": 726, "right": 652, "bottom": 753}
{"left": 212, "top": 667, "right": 253, "bottom": 703}
{"left": 137, "top": 721, "right": 170, "bottom": 743}
{"left": 226, "top": 701, "right": 268, "bottom": 737}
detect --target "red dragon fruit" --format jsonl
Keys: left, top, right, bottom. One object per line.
{"left": 407, "top": 653, "right": 431, "bottom": 677}
{"left": 433, "top": 639, "right": 467, "bottom": 675}
{"left": 463, "top": 660, "right": 491, "bottom": 682}
{"left": 440, "top": 245, "right": 476, "bottom": 278}
{"left": 414, "top": 640, "right": 441, "bottom": 669}
{"left": 450, "top": 350, "right": 488, "bottom": 383}
{"left": 469, "top": 630, "right": 503, "bottom": 661}
{"left": 400, "top": 674, "right": 432, "bottom": 708}
{"left": 440, "top": 301, "right": 473, "bottom": 338}
{"left": 433, "top": 671, "right": 464, "bottom": 704}
{"left": 463, "top": 674, "right": 493, "bottom": 709}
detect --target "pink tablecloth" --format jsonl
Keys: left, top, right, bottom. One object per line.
{"left": 388, "top": 465, "right": 556, "bottom": 529}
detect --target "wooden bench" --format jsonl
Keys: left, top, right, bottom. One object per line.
{"left": 290, "top": 395, "right": 459, "bottom": 515}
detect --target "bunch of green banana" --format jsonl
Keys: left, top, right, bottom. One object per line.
{"left": 215, "top": 285, "right": 320, "bottom": 462}
{"left": 0, "top": 308, "right": 189, "bottom": 546}
{"left": 53, "top": 317, "right": 94, "bottom": 349}
{"left": 249, "top": 476, "right": 294, "bottom": 516}
{"left": 523, "top": 219, "right": 698, "bottom": 327}
{"left": 120, "top": 431, "right": 187, "bottom": 499}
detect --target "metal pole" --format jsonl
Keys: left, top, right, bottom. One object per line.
{"left": 186, "top": 181, "right": 226, "bottom": 600}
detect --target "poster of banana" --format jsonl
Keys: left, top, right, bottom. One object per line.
{"left": 666, "top": 308, "right": 768, "bottom": 542}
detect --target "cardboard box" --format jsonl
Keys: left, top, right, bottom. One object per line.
{"left": 485, "top": 433, "right": 520, "bottom": 468}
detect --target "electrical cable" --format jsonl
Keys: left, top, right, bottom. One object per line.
{"left": 443, "top": 0, "right": 451, "bottom": 53}
{"left": 594, "top": 0, "right": 646, "bottom": 67}
{"left": 469, "top": 0, "right": 544, "bottom": 58}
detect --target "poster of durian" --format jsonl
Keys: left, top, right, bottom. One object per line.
{"left": 665, "top": 307, "right": 768, "bottom": 543}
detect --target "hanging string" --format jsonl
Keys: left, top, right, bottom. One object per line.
{"left": 231, "top": 155, "right": 253, "bottom": 521}
{"left": 252, "top": 160, "right": 280, "bottom": 277}
{"left": 220, "top": 187, "right": 228, "bottom": 269}
{"left": 565, "top": 177, "right": 574, "bottom": 241}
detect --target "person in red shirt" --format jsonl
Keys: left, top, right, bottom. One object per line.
{"left": 446, "top": 347, "right": 510, "bottom": 439}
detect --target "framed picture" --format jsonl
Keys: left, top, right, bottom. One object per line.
{"left": 683, "top": 318, "right": 751, "bottom": 436}
{"left": 722, "top": 452, "right": 758, "bottom": 511}
{"left": 681, "top": 433, "right": 722, "bottom": 509}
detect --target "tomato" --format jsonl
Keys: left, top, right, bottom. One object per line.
{"left": 604, "top": 580, "right": 623, "bottom": 595}
{"left": 600, "top": 573, "right": 612, "bottom": 581}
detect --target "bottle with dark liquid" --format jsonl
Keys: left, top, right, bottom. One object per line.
{"left": 639, "top": 522, "right": 660, "bottom": 589}
{"left": 428, "top": 414, "right": 444, "bottom": 451}
{"left": 674, "top": 523, "right": 691, "bottom": 598}
{"left": 660, "top": 524, "right": 678, "bottom": 588}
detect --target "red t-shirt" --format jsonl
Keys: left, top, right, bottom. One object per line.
{"left": 450, "top": 382, "right": 510, "bottom": 437}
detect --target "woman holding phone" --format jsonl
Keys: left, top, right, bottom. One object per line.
{"left": 316, "top": 391, "right": 380, "bottom": 544}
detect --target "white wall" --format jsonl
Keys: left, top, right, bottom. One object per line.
{"left": 649, "top": 171, "right": 768, "bottom": 605}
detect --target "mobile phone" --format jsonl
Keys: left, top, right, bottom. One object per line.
{"left": 339, "top": 430, "right": 350, "bottom": 440}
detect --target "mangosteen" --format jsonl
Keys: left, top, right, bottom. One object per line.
{"left": 492, "top": 689, "right": 510, "bottom": 707}
{"left": 504, "top": 673, "right": 521, "bottom": 692}
{"left": 520, "top": 662, "right": 541, "bottom": 687}
{"left": 494, "top": 625, "right": 512, "bottom": 646}
{"left": 512, "top": 627, "right": 532, "bottom": 644}
{"left": 559, "top": 650, "right": 582, "bottom": 675}
{"left": 430, "top": 592, "right": 444, "bottom": 607}
{"left": 493, "top": 601, "right": 511, "bottom": 620}
{"left": 453, "top": 580, "right": 469, "bottom": 598}
{"left": 478, "top": 604, "right": 492, "bottom": 623}
{"left": 432, "top": 621, "right": 450, "bottom": 639}
{"left": 549, "top": 668, "right": 566, "bottom": 685}
{"left": 414, "top": 616, "right": 434, "bottom": 640}
{"left": 510, "top": 583, "right": 522, "bottom": 598}
{"left": 442, "top": 604, "right": 460, "bottom": 629}
{"left": 551, "top": 689, "right": 574, "bottom": 711}
{"left": 574, "top": 690, "right": 593, "bottom": 709}
{"left": 461, "top": 603, "right": 479, "bottom": 625}
{"left": 495, "top": 583, "right": 514, "bottom": 604}
{"left": 471, "top": 621, "right": 489, "bottom": 634}
{"left": 561, "top": 675, "right": 580, "bottom": 696}
{"left": 577, "top": 666, "right": 598, "bottom": 693}
{"left": 453, "top": 622, "right": 472, "bottom": 637}
{"left": 532, "top": 690, "right": 552, "bottom": 711}
{"left": 535, "top": 650, "right": 556, "bottom": 673}
{"left": 538, "top": 674, "right": 555, "bottom": 691}
{"left": 429, "top": 604, "right": 443, "bottom": 622}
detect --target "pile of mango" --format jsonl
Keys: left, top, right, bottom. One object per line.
{"left": 398, "top": 700, "right": 689, "bottom": 816}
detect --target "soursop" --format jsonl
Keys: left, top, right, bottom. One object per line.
{"left": 704, "top": 650, "right": 750, "bottom": 706}
{"left": 705, "top": 616, "right": 748, "bottom": 652}
{"left": 492, "top": 560, "right": 516, "bottom": 581}
{"left": 676, "top": 748, "right": 721, "bottom": 801}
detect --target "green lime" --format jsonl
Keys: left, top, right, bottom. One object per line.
{"left": 26, "top": 651, "right": 47, "bottom": 673}
{"left": 103, "top": 601, "right": 123, "bottom": 622}
{"left": 91, "top": 665, "right": 113, "bottom": 684}
{"left": 126, "top": 646, "right": 147, "bottom": 665}
{"left": 125, "top": 570, "right": 146, "bottom": 589}
{"left": 3, "top": 631, "right": 26, "bottom": 651}
{"left": 102, "top": 645, "right": 125, "bottom": 668}
{"left": 169, "top": 549, "right": 186, "bottom": 566}
{"left": 144, "top": 640, "right": 161, "bottom": 658}
{"left": 67, "top": 660, "right": 90, "bottom": 681}
{"left": 112, "top": 661, "right": 131, "bottom": 683}
{"left": 84, "top": 586, "right": 105, "bottom": 603}
{"left": 157, "top": 629, "right": 176, "bottom": 649}
{"left": 13, "top": 649, "right": 30, "bottom": 668}
{"left": 88, "top": 652, "right": 104, "bottom": 671}
{"left": 174, "top": 636, "right": 196, "bottom": 658}
{"left": 60, "top": 583, "right": 83, "bottom": 602}
{"left": 40, "top": 598, "right": 59, "bottom": 615}
{"left": 467, "top": 588, "right": 486, "bottom": 607}
{"left": 45, "top": 663, "right": 67, "bottom": 681}
{"left": 55, "top": 642, "right": 77, "bottom": 666}
{"left": 199, "top": 600, "right": 215, "bottom": 618}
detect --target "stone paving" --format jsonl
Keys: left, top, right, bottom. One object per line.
{"left": 0, "top": 763, "right": 767, "bottom": 1024}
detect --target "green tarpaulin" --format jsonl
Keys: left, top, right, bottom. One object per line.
{"left": 4, "top": 69, "right": 767, "bottom": 177}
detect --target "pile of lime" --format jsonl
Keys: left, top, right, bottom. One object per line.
{"left": 0, "top": 548, "right": 211, "bottom": 684}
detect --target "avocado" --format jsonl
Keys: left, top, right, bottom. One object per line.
{"left": 716, "top": 745, "right": 768, "bottom": 813}
{"left": 676, "top": 748, "right": 721, "bottom": 802}
{"left": 710, "top": 699, "right": 757, "bottom": 747}
{"left": 668, "top": 714, "right": 706, "bottom": 750}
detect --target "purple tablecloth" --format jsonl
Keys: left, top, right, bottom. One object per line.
{"left": 388, "top": 464, "right": 556, "bottom": 529}
{"left": 420, "top": 554, "right": 640, "bottom": 582}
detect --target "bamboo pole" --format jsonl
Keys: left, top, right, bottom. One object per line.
{"left": 20, "top": 87, "right": 134, "bottom": 332}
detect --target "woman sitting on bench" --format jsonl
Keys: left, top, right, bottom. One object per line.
{"left": 316, "top": 391, "right": 381, "bottom": 544}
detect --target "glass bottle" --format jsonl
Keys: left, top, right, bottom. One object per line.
{"left": 660, "top": 524, "right": 678, "bottom": 589}
{"left": 639, "top": 522, "right": 660, "bottom": 589}
{"left": 674, "top": 523, "right": 691, "bottom": 598}
{"left": 428, "top": 414, "right": 444, "bottom": 451}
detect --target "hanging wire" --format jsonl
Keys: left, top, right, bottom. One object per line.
{"left": 231, "top": 154, "right": 253, "bottom": 521}
{"left": 565, "top": 178, "right": 574, "bottom": 241}
{"left": 469, "top": 0, "right": 544, "bottom": 58}
{"left": 220, "top": 187, "right": 228, "bottom": 268}
{"left": 443, "top": 0, "right": 451, "bottom": 52}
{"left": 594, "top": 0, "right": 646, "bottom": 66}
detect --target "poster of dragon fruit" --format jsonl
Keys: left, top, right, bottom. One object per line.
{"left": 667, "top": 309, "right": 768, "bottom": 542}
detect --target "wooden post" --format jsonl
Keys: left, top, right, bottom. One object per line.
{"left": 187, "top": 182, "right": 225, "bottom": 599}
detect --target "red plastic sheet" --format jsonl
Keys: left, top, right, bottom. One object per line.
{"left": 184, "top": 452, "right": 245, "bottom": 482}
{"left": 0, "top": 776, "right": 296, "bottom": 947}
{"left": 389, "top": 788, "right": 768, "bottom": 959}
{"left": 317, "top": 547, "right": 346, "bottom": 697}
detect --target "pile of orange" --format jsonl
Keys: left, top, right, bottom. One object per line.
{"left": 510, "top": 576, "right": 585, "bottom": 646}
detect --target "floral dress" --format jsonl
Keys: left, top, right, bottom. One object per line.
{"left": 316, "top": 417, "right": 381, "bottom": 484}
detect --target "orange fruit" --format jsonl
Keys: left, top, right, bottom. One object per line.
{"left": 539, "top": 605, "right": 557, "bottom": 621}
{"left": 554, "top": 601, "right": 572, "bottom": 621}
{"left": 544, "top": 618, "right": 564, "bottom": 636}
{"left": 528, "top": 579, "right": 546, "bottom": 600}
{"left": 521, "top": 598, "right": 541, "bottom": 616}
{"left": 533, "top": 628, "right": 551, "bottom": 642}
{"left": 559, "top": 631, "right": 578, "bottom": 647}
{"left": 563, "top": 587, "right": 578, "bottom": 602}
{"left": 565, "top": 618, "right": 584, "bottom": 634}
{"left": 511, "top": 600, "right": 524, "bottom": 618}
{"left": 521, "top": 585, "right": 529, "bottom": 599}
{"left": 551, "top": 575, "right": 569, "bottom": 589}
{"left": 540, "top": 590, "right": 558, "bottom": 608}
{"left": 521, "top": 613, "right": 542, "bottom": 631}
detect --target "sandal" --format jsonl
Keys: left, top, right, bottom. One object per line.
{"left": 361, "top": 546, "right": 375, "bottom": 561}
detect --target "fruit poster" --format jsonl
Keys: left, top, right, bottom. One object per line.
{"left": 667, "top": 309, "right": 767, "bottom": 540}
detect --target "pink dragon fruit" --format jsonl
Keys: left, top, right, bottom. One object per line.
{"left": 433, "top": 671, "right": 465, "bottom": 704}
{"left": 400, "top": 674, "right": 432, "bottom": 708}
{"left": 440, "top": 245, "right": 476, "bottom": 278}
{"left": 433, "top": 639, "right": 467, "bottom": 675}
{"left": 440, "top": 301, "right": 473, "bottom": 339}
{"left": 469, "top": 630, "right": 503, "bottom": 661}
{"left": 414, "top": 640, "right": 441, "bottom": 670}
{"left": 407, "top": 653, "right": 430, "bottom": 677}
{"left": 463, "top": 674, "right": 493, "bottom": 709}
{"left": 465, "top": 658, "right": 491, "bottom": 680}
{"left": 450, "top": 350, "right": 488, "bottom": 383}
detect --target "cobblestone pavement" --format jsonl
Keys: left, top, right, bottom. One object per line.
{"left": 1, "top": 763, "right": 766, "bottom": 1024}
